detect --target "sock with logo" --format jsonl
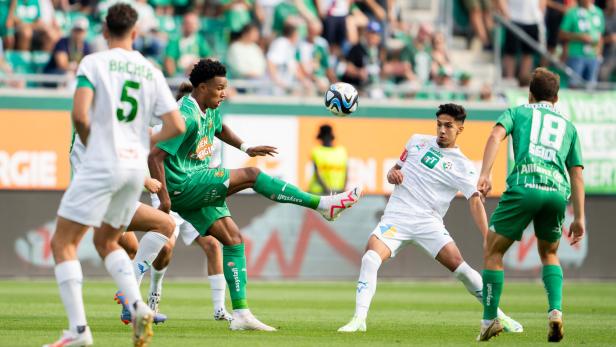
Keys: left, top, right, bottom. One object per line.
{"left": 105, "top": 249, "right": 143, "bottom": 311}
{"left": 133, "top": 232, "right": 169, "bottom": 285}
{"left": 542, "top": 265, "right": 563, "bottom": 312}
{"left": 149, "top": 266, "right": 167, "bottom": 295}
{"left": 454, "top": 262, "right": 507, "bottom": 318}
{"left": 253, "top": 172, "right": 320, "bottom": 209}
{"left": 355, "top": 250, "right": 382, "bottom": 319}
{"left": 482, "top": 269, "right": 504, "bottom": 320}
{"left": 222, "top": 244, "right": 248, "bottom": 309}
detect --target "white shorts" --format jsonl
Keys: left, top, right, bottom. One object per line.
{"left": 371, "top": 217, "right": 454, "bottom": 258}
{"left": 150, "top": 193, "right": 199, "bottom": 246}
{"left": 58, "top": 165, "right": 147, "bottom": 229}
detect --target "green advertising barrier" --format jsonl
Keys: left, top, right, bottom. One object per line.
{"left": 506, "top": 90, "right": 616, "bottom": 194}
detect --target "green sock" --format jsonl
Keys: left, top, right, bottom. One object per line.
{"left": 223, "top": 243, "right": 248, "bottom": 310}
{"left": 542, "top": 265, "right": 563, "bottom": 312}
{"left": 253, "top": 172, "right": 320, "bottom": 209}
{"left": 482, "top": 269, "right": 504, "bottom": 320}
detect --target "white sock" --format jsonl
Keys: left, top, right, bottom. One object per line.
{"left": 453, "top": 261, "right": 506, "bottom": 318}
{"left": 150, "top": 266, "right": 167, "bottom": 295}
{"left": 208, "top": 274, "right": 226, "bottom": 312}
{"left": 355, "top": 250, "right": 382, "bottom": 319}
{"left": 105, "top": 249, "right": 143, "bottom": 312}
{"left": 55, "top": 260, "right": 87, "bottom": 331}
{"left": 133, "top": 232, "right": 169, "bottom": 285}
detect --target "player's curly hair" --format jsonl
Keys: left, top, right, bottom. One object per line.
{"left": 106, "top": 3, "right": 138, "bottom": 38}
{"left": 436, "top": 103, "right": 466, "bottom": 123}
{"left": 189, "top": 59, "right": 227, "bottom": 87}
{"left": 530, "top": 67, "right": 559, "bottom": 102}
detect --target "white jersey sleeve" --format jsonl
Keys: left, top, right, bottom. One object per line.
{"left": 153, "top": 70, "right": 177, "bottom": 119}
{"left": 76, "top": 55, "right": 97, "bottom": 86}
{"left": 450, "top": 158, "right": 479, "bottom": 199}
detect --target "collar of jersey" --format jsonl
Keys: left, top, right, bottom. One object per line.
{"left": 186, "top": 95, "right": 207, "bottom": 119}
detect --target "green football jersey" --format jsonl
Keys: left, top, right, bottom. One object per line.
{"left": 157, "top": 95, "right": 222, "bottom": 191}
{"left": 497, "top": 102, "right": 583, "bottom": 198}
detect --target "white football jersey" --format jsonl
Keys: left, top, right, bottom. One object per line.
{"left": 384, "top": 134, "right": 479, "bottom": 222}
{"left": 76, "top": 48, "right": 177, "bottom": 169}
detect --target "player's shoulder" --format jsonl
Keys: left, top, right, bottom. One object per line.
{"left": 407, "top": 133, "right": 435, "bottom": 146}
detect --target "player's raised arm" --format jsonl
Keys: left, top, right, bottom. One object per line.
{"left": 216, "top": 124, "right": 279, "bottom": 157}
{"left": 148, "top": 147, "right": 171, "bottom": 213}
{"left": 72, "top": 86, "right": 94, "bottom": 145}
{"left": 478, "top": 124, "right": 507, "bottom": 196}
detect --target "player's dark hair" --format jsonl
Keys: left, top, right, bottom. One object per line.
{"left": 189, "top": 59, "right": 227, "bottom": 87}
{"left": 282, "top": 21, "right": 297, "bottom": 38}
{"left": 175, "top": 82, "right": 194, "bottom": 101}
{"left": 530, "top": 67, "right": 560, "bottom": 102}
{"left": 105, "top": 3, "right": 138, "bottom": 38}
{"left": 436, "top": 103, "right": 466, "bottom": 123}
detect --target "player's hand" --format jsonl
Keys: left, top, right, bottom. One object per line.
{"left": 579, "top": 34, "right": 594, "bottom": 44}
{"left": 246, "top": 145, "right": 278, "bottom": 157}
{"left": 477, "top": 175, "right": 492, "bottom": 196}
{"left": 387, "top": 168, "right": 404, "bottom": 185}
{"left": 144, "top": 178, "right": 162, "bottom": 193}
{"left": 568, "top": 219, "right": 585, "bottom": 246}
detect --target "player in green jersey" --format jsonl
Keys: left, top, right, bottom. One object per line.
{"left": 476, "top": 68, "right": 585, "bottom": 342}
{"left": 149, "top": 59, "right": 362, "bottom": 331}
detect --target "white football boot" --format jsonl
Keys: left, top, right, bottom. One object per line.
{"left": 318, "top": 187, "right": 363, "bottom": 221}
{"left": 43, "top": 326, "right": 93, "bottom": 347}
{"left": 132, "top": 301, "right": 154, "bottom": 347}
{"left": 229, "top": 310, "right": 276, "bottom": 331}
{"left": 214, "top": 307, "right": 233, "bottom": 321}
{"left": 337, "top": 316, "right": 367, "bottom": 332}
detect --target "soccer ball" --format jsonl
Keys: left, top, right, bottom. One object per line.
{"left": 324, "top": 82, "right": 358, "bottom": 117}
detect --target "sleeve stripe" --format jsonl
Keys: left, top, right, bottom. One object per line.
{"left": 76, "top": 75, "right": 95, "bottom": 90}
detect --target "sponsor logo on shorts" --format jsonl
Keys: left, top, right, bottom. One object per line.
{"left": 379, "top": 224, "right": 397, "bottom": 238}
{"left": 215, "top": 170, "right": 225, "bottom": 177}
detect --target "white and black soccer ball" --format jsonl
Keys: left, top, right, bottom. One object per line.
{"left": 324, "top": 82, "right": 358, "bottom": 117}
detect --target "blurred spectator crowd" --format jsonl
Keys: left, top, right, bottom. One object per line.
{"left": 0, "top": 0, "right": 491, "bottom": 100}
{"left": 0, "top": 0, "right": 614, "bottom": 98}
{"left": 461, "top": 0, "right": 616, "bottom": 87}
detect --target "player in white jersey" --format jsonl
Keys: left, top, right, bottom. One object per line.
{"left": 45, "top": 4, "right": 185, "bottom": 347}
{"left": 338, "top": 104, "right": 522, "bottom": 333}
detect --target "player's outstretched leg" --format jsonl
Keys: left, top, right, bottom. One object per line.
{"left": 230, "top": 168, "right": 362, "bottom": 221}
{"left": 196, "top": 235, "right": 232, "bottom": 321}
{"left": 208, "top": 218, "right": 275, "bottom": 331}
{"left": 339, "top": 236, "right": 388, "bottom": 333}
{"left": 44, "top": 217, "right": 94, "bottom": 347}
{"left": 436, "top": 241, "right": 523, "bottom": 334}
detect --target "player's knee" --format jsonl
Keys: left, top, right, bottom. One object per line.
{"left": 201, "top": 236, "right": 219, "bottom": 252}
{"left": 93, "top": 237, "right": 117, "bottom": 258}
{"left": 243, "top": 167, "right": 261, "bottom": 181}
{"left": 158, "top": 215, "right": 176, "bottom": 238}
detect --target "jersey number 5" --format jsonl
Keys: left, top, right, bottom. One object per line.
{"left": 530, "top": 109, "right": 566, "bottom": 150}
{"left": 116, "top": 80, "right": 140, "bottom": 123}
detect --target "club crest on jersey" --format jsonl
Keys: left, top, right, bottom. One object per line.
{"left": 442, "top": 160, "right": 453, "bottom": 171}
{"left": 190, "top": 137, "right": 213, "bottom": 160}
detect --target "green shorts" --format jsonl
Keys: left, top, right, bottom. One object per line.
{"left": 177, "top": 203, "right": 231, "bottom": 236}
{"left": 170, "top": 168, "right": 230, "bottom": 211}
{"left": 490, "top": 185, "right": 567, "bottom": 243}
{"left": 463, "top": 0, "right": 491, "bottom": 11}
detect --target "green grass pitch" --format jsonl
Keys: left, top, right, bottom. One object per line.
{"left": 0, "top": 280, "right": 614, "bottom": 346}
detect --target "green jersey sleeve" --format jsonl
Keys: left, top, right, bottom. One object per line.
{"left": 157, "top": 114, "right": 195, "bottom": 155}
{"left": 495, "top": 108, "right": 515, "bottom": 135}
{"left": 565, "top": 127, "right": 584, "bottom": 169}
{"left": 165, "top": 38, "right": 180, "bottom": 61}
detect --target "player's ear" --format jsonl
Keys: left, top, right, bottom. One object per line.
{"left": 102, "top": 25, "right": 109, "bottom": 40}
{"left": 528, "top": 91, "right": 536, "bottom": 103}
{"left": 458, "top": 125, "right": 464, "bottom": 134}
{"left": 130, "top": 27, "right": 138, "bottom": 41}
